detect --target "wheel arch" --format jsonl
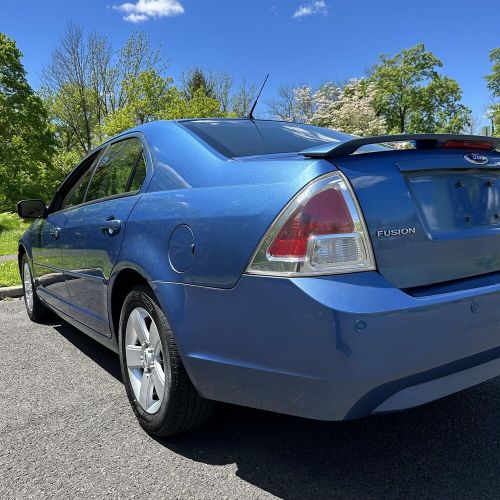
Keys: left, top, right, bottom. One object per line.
{"left": 18, "top": 243, "right": 28, "bottom": 273}
{"left": 109, "top": 266, "right": 148, "bottom": 342}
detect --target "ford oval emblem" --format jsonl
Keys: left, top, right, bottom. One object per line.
{"left": 464, "top": 152, "right": 489, "bottom": 165}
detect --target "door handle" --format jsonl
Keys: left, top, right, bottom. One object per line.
{"left": 101, "top": 218, "right": 122, "bottom": 236}
{"left": 50, "top": 227, "right": 61, "bottom": 240}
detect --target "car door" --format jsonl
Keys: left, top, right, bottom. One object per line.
{"left": 30, "top": 151, "right": 101, "bottom": 314}
{"left": 62, "top": 136, "right": 149, "bottom": 336}
{"left": 30, "top": 211, "right": 68, "bottom": 314}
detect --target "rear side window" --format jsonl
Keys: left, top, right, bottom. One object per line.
{"left": 129, "top": 154, "right": 147, "bottom": 192}
{"left": 86, "top": 138, "right": 145, "bottom": 203}
{"left": 60, "top": 152, "right": 101, "bottom": 210}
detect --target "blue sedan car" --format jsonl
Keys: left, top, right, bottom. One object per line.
{"left": 17, "top": 119, "right": 500, "bottom": 436}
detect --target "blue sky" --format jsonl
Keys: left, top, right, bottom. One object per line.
{"left": 1, "top": 0, "right": 499, "bottom": 124}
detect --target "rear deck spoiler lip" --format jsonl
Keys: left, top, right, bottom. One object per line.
{"left": 299, "top": 134, "right": 500, "bottom": 159}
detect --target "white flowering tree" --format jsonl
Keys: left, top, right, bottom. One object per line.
{"left": 314, "top": 79, "right": 386, "bottom": 136}
{"left": 292, "top": 86, "right": 315, "bottom": 124}
{"left": 270, "top": 79, "right": 386, "bottom": 137}
{"left": 309, "top": 82, "right": 342, "bottom": 127}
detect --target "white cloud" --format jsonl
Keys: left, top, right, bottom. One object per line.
{"left": 292, "top": 0, "right": 329, "bottom": 19}
{"left": 113, "top": 0, "right": 184, "bottom": 23}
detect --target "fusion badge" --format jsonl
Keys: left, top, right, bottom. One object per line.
{"left": 376, "top": 227, "right": 416, "bottom": 238}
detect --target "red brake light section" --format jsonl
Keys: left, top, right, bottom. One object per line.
{"left": 268, "top": 188, "right": 354, "bottom": 258}
{"left": 443, "top": 140, "right": 492, "bottom": 150}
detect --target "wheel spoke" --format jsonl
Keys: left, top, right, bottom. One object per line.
{"left": 125, "top": 345, "right": 142, "bottom": 368}
{"left": 151, "top": 362, "right": 165, "bottom": 399}
{"left": 149, "top": 321, "right": 160, "bottom": 350}
{"left": 23, "top": 262, "right": 34, "bottom": 313}
{"left": 139, "top": 372, "right": 152, "bottom": 409}
{"left": 131, "top": 309, "right": 149, "bottom": 344}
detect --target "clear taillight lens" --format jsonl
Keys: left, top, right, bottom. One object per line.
{"left": 246, "top": 172, "right": 376, "bottom": 276}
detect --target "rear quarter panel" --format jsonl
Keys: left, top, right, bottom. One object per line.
{"left": 118, "top": 122, "right": 334, "bottom": 288}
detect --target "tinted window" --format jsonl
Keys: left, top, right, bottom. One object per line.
{"left": 129, "top": 154, "right": 147, "bottom": 192}
{"left": 60, "top": 153, "right": 101, "bottom": 210}
{"left": 181, "top": 119, "right": 355, "bottom": 157}
{"left": 86, "top": 138, "right": 144, "bottom": 202}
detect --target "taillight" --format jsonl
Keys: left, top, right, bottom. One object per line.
{"left": 246, "top": 172, "right": 376, "bottom": 276}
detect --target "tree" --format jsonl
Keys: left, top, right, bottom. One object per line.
{"left": 182, "top": 68, "right": 214, "bottom": 100}
{"left": 293, "top": 85, "right": 315, "bottom": 123}
{"left": 267, "top": 84, "right": 298, "bottom": 121}
{"left": 103, "top": 77, "right": 226, "bottom": 136}
{"left": 163, "top": 87, "right": 225, "bottom": 120}
{"left": 102, "top": 70, "right": 174, "bottom": 137}
{"left": 486, "top": 48, "right": 500, "bottom": 133}
{"left": 267, "top": 81, "right": 343, "bottom": 124}
{"left": 0, "top": 33, "right": 55, "bottom": 210}
{"left": 42, "top": 25, "right": 167, "bottom": 154}
{"left": 313, "top": 79, "right": 386, "bottom": 136}
{"left": 231, "top": 79, "right": 257, "bottom": 117}
{"left": 308, "top": 82, "right": 342, "bottom": 126}
{"left": 207, "top": 70, "right": 233, "bottom": 113}
{"left": 369, "top": 44, "right": 470, "bottom": 133}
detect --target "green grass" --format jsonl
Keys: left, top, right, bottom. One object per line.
{"left": 0, "top": 212, "right": 30, "bottom": 256}
{"left": 0, "top": 261, "right": 21, "bottom": 287}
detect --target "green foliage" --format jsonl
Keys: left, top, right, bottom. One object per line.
{"left": 486, "top": 48, "right": 500, "bottom": 98}
{"left": 489, "top": 104, "right": 500, "bottom": 134}
{"left": 103, "top": 79, "right": 227, "bottom": 136}
{"left": 44, "top": 149, "right": 81, "bottom": 196}
{"left": 43, "top": 26, "right": 168, "bottom": 155}
{"left": 0, "top": 212, "right": 29, "bottom": 256}
{"left": 0, "top": 33, "right": 56, "bottom": 211}
{"left": 163, "top": 87, "right": 226, "bottom": 120}
{"left": 45, "top": 28, "right": 236, "bottom": 144}
{"left": 183, "top": 68, "right": 214, "bottom": 100}
{"left": 486, "top": 48, "right": 500, "bottom": 133}
{"left": 0, "top": 261, "right": 20, "bottom": 287}
{"left": 0, "top": 212, "right": 24, "bottom": 232}
{"left": 102, "top": 70, "right": 174, "bottom": 136}
{"left": 369, "top": 44, "right": 470, "bottom": 133}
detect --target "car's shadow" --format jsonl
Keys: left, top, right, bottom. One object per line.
{"left": 52, "top": 318, "right": 500, "bottom": 499}
{"left": 51, "top": 319, "right": 123, "bottom": 382}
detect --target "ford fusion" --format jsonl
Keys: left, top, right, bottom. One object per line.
{"left": 17, "top": 119, "right": 500, "bottom": 436}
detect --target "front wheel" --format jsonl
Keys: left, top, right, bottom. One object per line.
{"left": 21, "top": 254, "right": 51, "bottom": 322}
{"left": 119, "top": 285, "right": 213, "bottom": 437}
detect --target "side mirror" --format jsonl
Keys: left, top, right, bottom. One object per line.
{"left": 17, "top": 199, "right": 47, "bottom": 219}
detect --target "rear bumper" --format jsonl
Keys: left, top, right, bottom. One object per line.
{"left": 152, "top": 271, "right": 500, "bottom": 420}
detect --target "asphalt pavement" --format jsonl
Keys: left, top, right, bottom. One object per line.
{"left": 1, "top": 297, "right": 500, "bottom": 499}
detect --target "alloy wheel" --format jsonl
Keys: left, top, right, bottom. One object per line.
{"left": 23, "top": 262, "right": 34, "bottom": 314}
{"left": 125, "top": 307, "right": 167, "bottom": 414}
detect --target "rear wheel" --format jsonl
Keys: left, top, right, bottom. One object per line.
{"left": 119, "top": 285, "right": 213, "bottom": 437}
{"left": 21, "top": 254, "right": 51, "bottom": 322}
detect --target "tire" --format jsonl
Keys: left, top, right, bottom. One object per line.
{"left": 119, "top": 285, "right": 213, "bottom": 437}
{"left": 21, "top": 254, "right": 51, "bottom": 323}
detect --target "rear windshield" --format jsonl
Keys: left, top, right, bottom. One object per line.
{"left": 180, "top": 119, "right": 355, "bottom": 158}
